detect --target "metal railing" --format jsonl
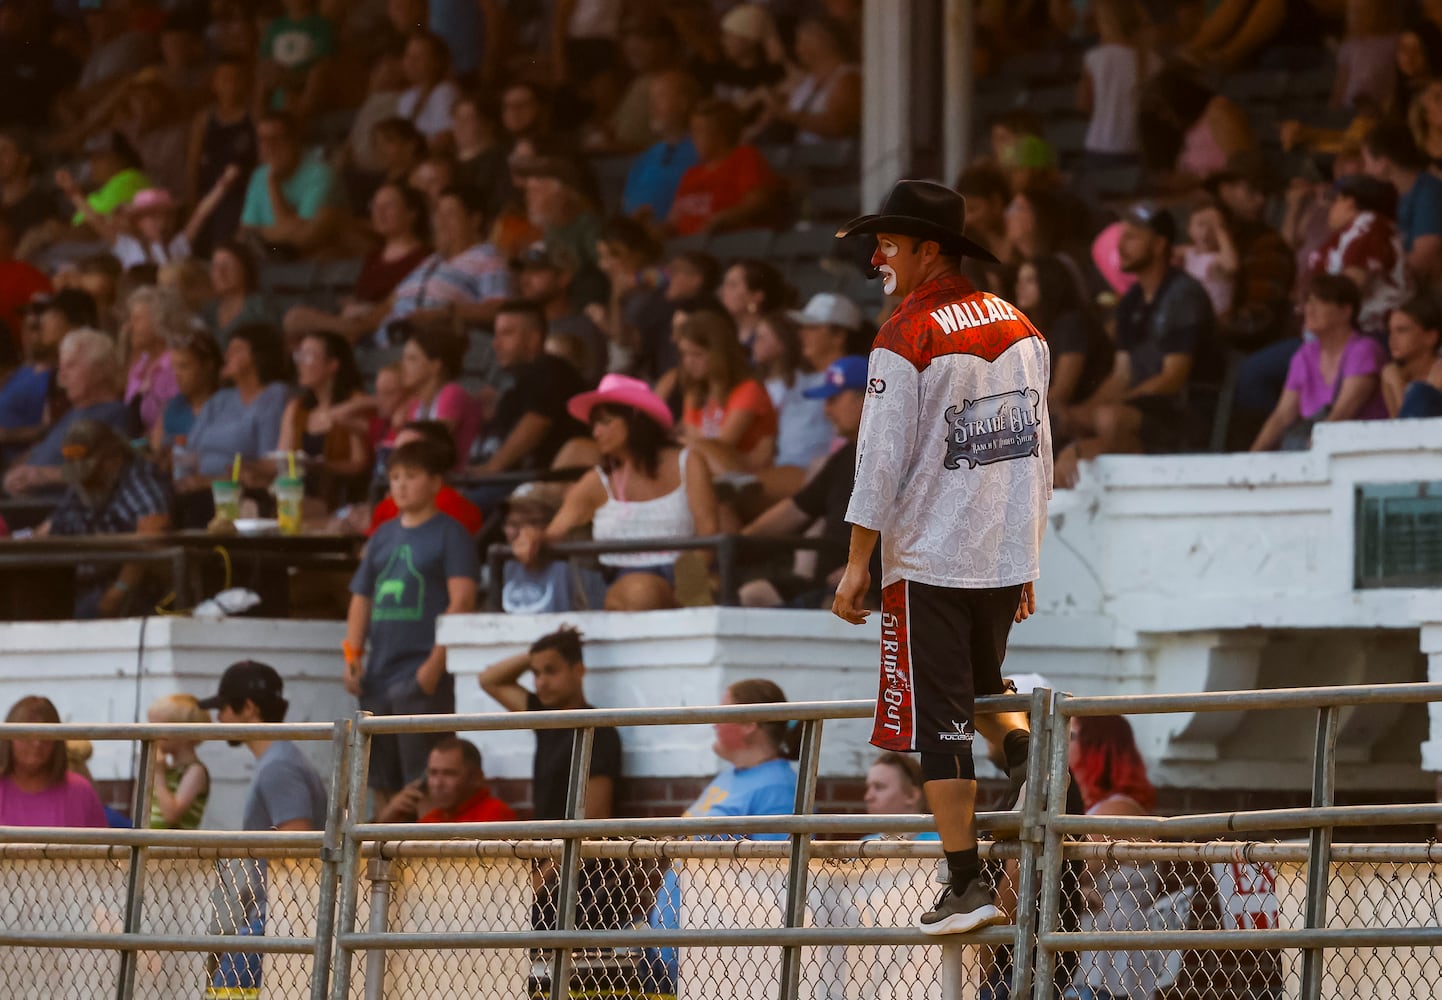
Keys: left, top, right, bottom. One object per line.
{"left": 1, "top": 682, "right": 1441, "bottom": 999}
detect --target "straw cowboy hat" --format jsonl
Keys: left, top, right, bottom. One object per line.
{"left": 836, "top": 179, "right": 1000, "bottom": 263}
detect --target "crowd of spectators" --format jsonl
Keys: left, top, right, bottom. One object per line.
{"left": 0, "top": 0, "right": 1440, "bottom": 624}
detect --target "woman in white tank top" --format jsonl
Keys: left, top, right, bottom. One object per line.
{"left": 510, "top": 375, "right": 720, "bottom": 611}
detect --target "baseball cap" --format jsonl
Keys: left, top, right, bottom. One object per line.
{"left": 501, "top": 480, "right": 567, "bottom": 519}
{"left": 803, "top": 355, "right": 869, "bottom": 400}
{"left": 516, "top": 240, "right": 577, "bottom": 272}
{"left": 1121, "top": 201, "right": 1177, "bottom": 244}
{"left": 196, "top": 660, "right": 285, "bottom": 711}
{"left": 721, "top": 3, "right": 772, "bottom": 42}
{"left": 788, "top": 292, "right": 862, "bottom": 332}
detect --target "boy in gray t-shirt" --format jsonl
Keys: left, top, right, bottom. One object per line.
{"left": 346, "top": 439, "right": 479, "bottom": 797}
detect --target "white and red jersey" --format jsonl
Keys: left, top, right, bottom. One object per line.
{"left": 846, "top": 274, "right": 1052, "bottom": 589}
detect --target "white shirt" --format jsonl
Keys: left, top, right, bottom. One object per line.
{"left": 846, "top": 275, "right": 1052, "bottom": 589}
{"left": 397, "top": 81, "right": 459, "bottom": 140}
{"left": 1082, "top": 43, "right": 1159, "bottom": 154}
{"left": 112, "top": 232, "right": 192, "bottom": 271}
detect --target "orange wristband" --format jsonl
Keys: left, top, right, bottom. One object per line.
{"left": 343, "top": 641, "right": 362, "bottom": 668}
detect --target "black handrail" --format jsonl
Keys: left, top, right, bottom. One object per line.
{"left": 485, "top": 534, "right": 847, "bottom": 611}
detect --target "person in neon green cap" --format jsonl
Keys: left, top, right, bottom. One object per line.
{"left": 56, "top": 130, "right": 152, "bottom": 236}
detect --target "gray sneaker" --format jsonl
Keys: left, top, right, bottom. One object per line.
{"left": 917, "top": 878, "right": 1004, "bottom": 936}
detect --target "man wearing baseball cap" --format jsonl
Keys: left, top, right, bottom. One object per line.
{"left": 767, "top": 292, "right": 862, "bottom": 491}
{"left": 831, "top": 179, "right": 1049, "bottom": 935}
{"left": 1055, "top": 200, "right": 1217, "bottom": 483}
{"left": 197, "top": 660, "right": 327, "bottom": 993}
{"left": 744, "top": 355, "right": 878, "bottom": 609}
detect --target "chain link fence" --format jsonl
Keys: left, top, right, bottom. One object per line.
{"left": 6, "top": 684, "right": 1442, "bottom": 1000}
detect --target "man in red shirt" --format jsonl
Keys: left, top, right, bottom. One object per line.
{"left": 0, "top": 213, "right": 50, "bottom": 350}
{"left": 377, "top": 737, "right": 516, "bottom": 824}
{"left": 667, "top": 98, "right": 779, "bottom": 237}
{"left": 367, "top": 420, "right": 484, "bottom": 537}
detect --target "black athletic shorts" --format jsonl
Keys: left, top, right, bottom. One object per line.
{"left": 870, "top": 579, "right": 1022, "bottom": 754}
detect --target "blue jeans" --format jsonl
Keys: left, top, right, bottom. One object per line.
{"left": 211, "top": 915, "right": 265, "bottom": 991}
{"left": 1400, "top": 381, "right": 1442, "bottom": 418}
{"left": 1235, "top": 337, "right": 1302, "bottom": 415}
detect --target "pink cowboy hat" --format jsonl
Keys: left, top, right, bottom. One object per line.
{"left": 1091, "top": 220, "right": 1137, "bottom": 297}
{"left": 569, "top": 374, "right": 674, "bottom": 432}
{"left": 129, "top": 188, "right": 176, "bottom": 214}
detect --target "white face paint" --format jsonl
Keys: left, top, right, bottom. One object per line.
{"left": 878, "top": 238, "right": 900, "bottom": 295}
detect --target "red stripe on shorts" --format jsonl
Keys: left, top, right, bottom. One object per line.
{"left": 871, "top": 580, "right": 916, "bottom": 751}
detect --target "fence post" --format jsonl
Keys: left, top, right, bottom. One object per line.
{"left": 777, "top": 718, "right": 823, "bottom": 1000}
{"left": 1300, "top": 705, "right": 1339, "bottom": 1000}
{"left": 1008, "top": 687, "right": 1053, "bottom": 1000}
{"left": 716, "top": 535, "right": 739, "bottom": 606}
{"left": 363, "top": 859, "right": 397, "bottom": 1000}
{"left": 485, "top": 545, "right": 507, "bottom": 612}
{"left": 309, "top": 719, "right": 352, "bottom": 1000}
{"left": 114, "top": 734, "right": 157, "bottom": 1000}
{"left": 1030, "top": 693, "right": 1072, "bottom": 1000}
{"left": 547, "top": 725, "right": 595, "bottom": 1000}
{"left": 329, "top": 713, "right": 374, "bottom": 1000}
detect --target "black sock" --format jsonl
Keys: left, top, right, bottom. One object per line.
{"left": 945, "top": 847, "right": 979, "bottom": 888}
{"left": 1003, "top": 729, "right": 1031, "bottom": 779}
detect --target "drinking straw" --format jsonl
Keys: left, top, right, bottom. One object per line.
{"left": 231, "top": 454, "right": 241, "bottom": 483}
{"left": 287, "top": 450, "right": 297, "bottom": 480}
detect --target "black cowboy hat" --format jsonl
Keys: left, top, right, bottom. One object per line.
{"left": 836, "top": 179, "right": 1000, "bottom": 263}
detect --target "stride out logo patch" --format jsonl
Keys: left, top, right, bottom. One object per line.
{"left": 942, "top": 388, "right": 1042, "bottom": 470}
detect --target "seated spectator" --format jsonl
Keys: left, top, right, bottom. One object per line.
{"left": 1395, "top": 24, "right": 1442, "bottom": 127}
{"left": 174, "top": 323, "right": 290, "bottom": 501}
{"left": 66, "top": 254, "right": 124, "bottom": 336}
{"left": 0, "top": 296, "right": 67, "bottom": 466}
{"left": 365, "top": 117, "right": 428, "bottom": 196}
{"left": 498, "top": 480, "right": 606, "bottom": 614}
{"left": 760, "top": 16, "right": 860, "bottom": 145}
{"left": 186, "top": 59, "right": 257, "bottom": 257}
{"left": 151, "top": 330, "right": 222, "bottom": 460}
{"left": 500, "top": 82, "right": 552, "bottom": 151}
{"left": 0, "top": 212, "right": 50, "bottom": 346}
{"left": 54, "top": 130, "right": 152, "bottom": 239}
{"left": 3, "top": 328, "right": 132, "bottom": 496}
{"left": 1384, "top": 292, "right": 1442, "bottom": 418}
{"left": 742, "top": 356, "right": 871, "bottom": 609}
{"left": 862, "top": 752, "right": 938, "bottom": 841}
{"left": 1251, "top": 274, "right": 1387, "bottom": 451}
{"left": 110, "top": 69, "right": 190, "bottom": 200}
{"left": 489, "top": 139, "right": 546, "bottom": 257}
{"left": 345, "top": 438, "right": 479, "bottom": 798}
{"left": 396, "top": 32, "right": 460, "bottom": 146}
{"left": 646, "top": 678, "right": 798, "bottom": 993}
{"left": 380, "top": 184, "right": 513, "bottom": 340}
{"left": 365, "top": 419, "right": 483, "bottom": 538}
{"left": 57, "top": 3, "right": 157, "bottom": 126}
{"left": 0, "top": 696, "right": 107, "bottom": 827}
{"left": 667, "top": 99, "right": 781, "bottom": 237}
{"left": 719, "top": 259, "right": 791, "bottom": 356}
{"left": 676, "top": 311, "right": 778, "bottom": 472}
{"left": 1176, "top": 199, "right": 1238, "bottom": 319}
{"left": 1139, "top": 65, "right": 1255, "bottom": 191}
{"left": 41, "top": 420, "right": 170, "bottom": 618}
{"left": 278, "top": 332, "right": 371, "bottom": 506}
{"left": 768, "top": 293, "right": 859, "bottom": 478}
{"left": 515, "top": 243, "right": 607, "bottom": 381}
{"left": 999, "top": 187, "right": 1092, "bottom": 297}
{"left": 375, "top": 738, "right": 516, "bottom": 824}
{"left": 146, "top": 693, "right": 211, "bottom": 830}
{"left": 1056, "top": 205, "right": 1216, "bottom": 485}
{"left": 0, "top": 130, "right": 62, "bottom": 253}
{"left": 709, "top": 4, "right": 787, "bottom": 127}
{"left": 470, "top": 299, "right": 588, "bottom": 476}
{"left": 398, "top": 327, "right": 480, "bottom": 470}
{"left": 1204, "top": 152, "right": 1297, "bottom": 350}
{"left": 1078, "top": 0, "right": 1159, "bottom": 165}
{"left": 1013, "top": 256, "right": 1113, "bottom": 442}
{"left": 590, "top": 216, "right": 670, "bottom": 377}
{"left": 239, "top": 112, "right": 345, "bottom": 259}
{"left": 1362, "top": 120, "right": 1442, "bottom": 283}
{"left": 451, "top": 93, "right": 512, "bottom": 221}
{"left": 258, "top": 0, "right": 336, "bottom": 118}
{"left": 344, "top": 47, "right": 406, "bottom": 178}
{"left": 519, "top": 157, "right": 606, "bottom": 308}
{"left": 158, "top": 258, "right": 213, "bottom": 316}
{"left": 123, "top": 286, "right": 190, "bottom": 436}
{"left": 512, "top": 375, "right": 719, "bottom": 611}
{"left": 585, "top": 14, "right": 679, "bottom": 154}
{"left": 112, "top": 181, "right": 237, "bottom": 272}
{"left": 364, "top": 362, "right": 406, "bottom": 484}
{"left": 1331, "top": 0, "right": 1400, "bottom": 112}
{"left": 622, "top": 70, "right": 701, "bottom": 224}
{"left": 1307, "top": 174, "right": 1411, "bottom": 338}
{"left": 284, "top": 182, "right": 431, "bottom": 345}
{"left": 202, "top": 242, "right": 273, "bottom": 347}
{"left": 1410, "top": 79, "right": 1442, "bottom": 170}
{"left": 753, "top": 311, "right": 803, "bottom": 411}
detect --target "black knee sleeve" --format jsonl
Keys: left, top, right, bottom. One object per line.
{"left": 920, "top": 751, "right": 976, "bottom": 783}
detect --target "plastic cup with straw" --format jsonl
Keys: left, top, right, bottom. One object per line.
{"left": 211, "top": 454, "right": 242, "bottom": 522}
{"left": 274, "top": 450, "right": 304, "bottom": 536}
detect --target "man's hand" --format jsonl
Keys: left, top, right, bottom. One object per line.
{"left": 97, "top": 584, "right": 126, "bottom": 618}
{"left": 831, "top": 565, "right": 871, "bottom": 625}
{"left": 1014, "top": 581, "right": 1036, "bottom": 623}
{"left": 415, "top": 666, "right": 439, "bottom": 696}
{"left": 511, "top": 524, "right": 545, "bottom": 569}
{"left": 343, "top": 661, "right": 362, "bottom": 697}
{"left": 376, "top": 780, "right": 426, "bottom": 822}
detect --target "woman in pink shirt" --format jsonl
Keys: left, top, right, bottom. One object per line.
{"left": 0, "top": 696, "right": 107, "bottom": 828}
{"left": 398, "top": 325, "right": 481, "bottom": 469}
